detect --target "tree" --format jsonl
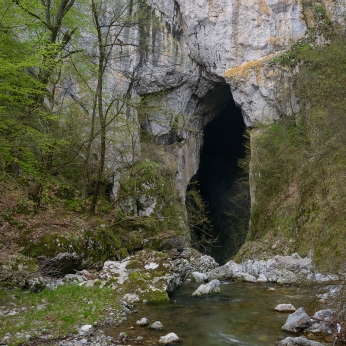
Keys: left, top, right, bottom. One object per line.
{"left": 68, "top": 0, "right": 160, "bottom": 214}
{"left": 0, "top": 0, "right": 80, "bottom": 209}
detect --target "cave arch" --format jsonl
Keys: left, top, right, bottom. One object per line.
{"left": 188, "top": 96, "right": 250, "bottom": 265}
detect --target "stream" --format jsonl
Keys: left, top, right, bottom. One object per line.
{"left": 109, "top": 281, "right": 318, "bottom": 345}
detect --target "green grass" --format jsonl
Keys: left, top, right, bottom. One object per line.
{"left": 0, "top": 284, "right": 120, "bottom": 345}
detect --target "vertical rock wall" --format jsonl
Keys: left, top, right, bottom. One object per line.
{"left": 107, "top": 0, "right": 345, "bottom": 207}
{"left": 130, "top": 0, "right": 308, "bottom": 198}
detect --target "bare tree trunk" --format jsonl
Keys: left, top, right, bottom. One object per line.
{"left": 89, "top": 0, "right": 106, "bottom": 214}
{"left": 82, "top": 95, "right": 97, "bottom": 200}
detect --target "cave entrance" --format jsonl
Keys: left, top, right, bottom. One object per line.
{"left": 187, "top": 97, "right": 250, "bottom": 265}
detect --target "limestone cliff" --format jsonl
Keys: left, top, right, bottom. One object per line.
{"left": 108, "top": 0, "right": 342, "bottom": 201}
{"left": 105, "top": 0, "right": 346, "bottom": 264}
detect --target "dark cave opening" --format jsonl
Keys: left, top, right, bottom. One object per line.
{"left": 188, "top": 97, "right": 250, "bottom": 265}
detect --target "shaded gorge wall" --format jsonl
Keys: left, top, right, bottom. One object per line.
{"left": 188, "top": 98, "right": 250, "bottom": 264}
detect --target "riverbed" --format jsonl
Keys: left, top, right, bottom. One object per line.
{"left": 109, "top": 281, "right": 319, "bottom": 345}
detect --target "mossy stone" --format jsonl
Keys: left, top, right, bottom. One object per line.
{"left": 116, "top": 248, "right": 129, "bottom": 261}
{"left": 141, "top": 289, "right": 169, "bottom": 303}
{"left": 125, "top": 231, "right": 143, "bottom": 251}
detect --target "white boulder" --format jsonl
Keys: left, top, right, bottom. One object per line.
{"left": 79, "top": 325, "right": 94, "bottom": 336}
{"left": 122, "top": 293, "right": 140, "bottom": 304}
{"left": 192, "top": 279, "right": 220, "bottom": 296}
{"left": 191, "top": 272, "right": 207, "bottom": 283}
{"left": 150, "top": 321, "right": 164, "bottom": 329}
{"left": 274, "top": 304, "right": 296, "bottom": 312}
{"left": 159, "top": 333, "right": 179, "bottom": 345}
{"left": 136, "top": 318, "right": 149, "bottom": 326}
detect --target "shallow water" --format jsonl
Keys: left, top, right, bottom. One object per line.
{"left": 110, "top": 282, "right": 315, "bottom": 345}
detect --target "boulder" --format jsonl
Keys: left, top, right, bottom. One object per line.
{"left": 126, "top": 231, "right": 144, "bottom": 252}
{"left": 257, "top": 273, "right": 268, "bottom": 282}
{"left": 79, "top": 325, "right": 94, "bottom": 336}
{"left": 189, "top": 254, "right": 219, "bottom": 273}
{"left": 305, "top": 309, "right": 334, "bottom": 336}
{"left": 229, "top": 255, "right": 314, "bottom": 284}
{"left": 41, "top": 252, "right": 83, "bottom": 275}
{"left": 144, "top": 230, "right": 186, "bottom": 251}
{"left": 312, "top": 309, "right": 333, "bottom": 322}
{"left": 205, "top": 261, "right": 239, "bottom": 281}
{"left": 150, "top": 321, "right": 164, "bottom": 329}
{"left": 0, "top": 255, "right": 45, "bottom": 292}
{"left": 159, "top": 333, "right": 179, "bottom": 345}
{"left": 282, "top": 308, "right": 312, "bottom": 333}
{"left": 275, "top": 304, "right": 296, "bottom": 312}
{"left": 136, "top": 318, "right": 149, "bottom": 326}
{"left": 116, "top": 248, "right": 129, "bottom": 261}
{"left": 191, "top": 272, "right": 207, "bottom": 283}
{"left": 192, "top": 279, "right": 220, "bottom": 296}
{"left": 26, "top": 276, "right": 46, "bottom": 292}
{"left": 276, "top": 337, "right": 325, "bottom": 346}
{"left": 233, "top": 272, "right": 257, "bottom": 283}
{"left": 122, "top": 293, "right": 140, "bottom": 304}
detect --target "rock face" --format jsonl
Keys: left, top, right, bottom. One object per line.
{"left": 111, "top": 0, "right": 312, "bottom": 199}
{"left": 98, "top": 0, "right": 346, "bottom": 227}
{"left": 92, "top": 0, "right": 343, "bottom": 204}
{"left": 140, "top": 0, "right": 307, "bottom": 125}
{"left": 282, "top": 308, "right": 312, "bottom": 333}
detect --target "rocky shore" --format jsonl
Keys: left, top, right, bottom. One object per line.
{"left": 1, "top": 248, "right": 344, "bottom": 346}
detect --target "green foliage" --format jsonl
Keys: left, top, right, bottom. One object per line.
{"left": 249, "top": 37, "right": 346, "bottom": 271}
{"left": 224, "top": 138, "right": 251, "bottom": 257}
{"left": 185, "top": 182, "right": 216, "bottom": 253}
{"left": 117, "top": 159, "right": 187, "bottom": 236}
{"left": 295, "top": 39, "right": 346, "bottom": 107}
{"left": 0, "top": 0, "right": 83, "bottom": 209}
{"left": 20, "top": 223, "right": 125, "bottom": 267}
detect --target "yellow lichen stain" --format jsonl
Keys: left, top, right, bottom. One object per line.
{"left": 321, "top": 0, "right": 337, "bottom": 19}
{"left": 252, "top": 0, "right": 271, "bottom": 16}
{"left": 267, "top": 36, "right": 284, "bottom": 47}
{"left": 304, "top": 8, "right": 315, "bottom": 27}
{"left": 260, "top": 0, "right": 272, "bottom": 16}
{"left": 235, "top": 0, "right": 271, "bottom": 26}
{"left": 224, "top": 52, "right": 281, "bottom": 79}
